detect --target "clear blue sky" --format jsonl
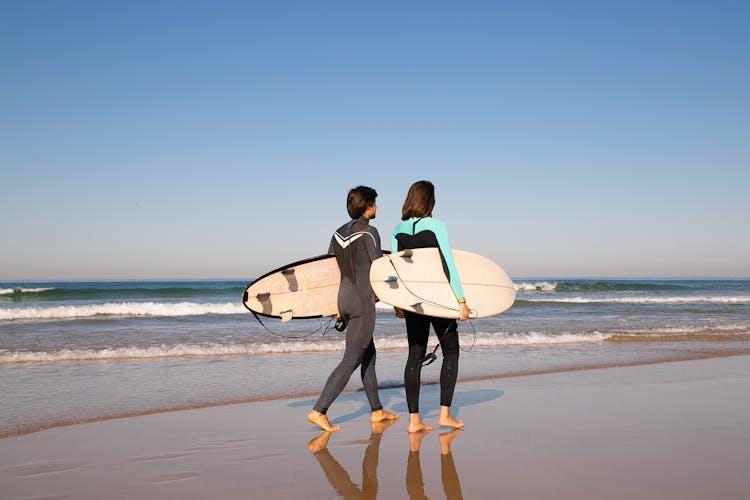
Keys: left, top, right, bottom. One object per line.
{"left": 2, "top": 0, "right": 748, "bottom": 280}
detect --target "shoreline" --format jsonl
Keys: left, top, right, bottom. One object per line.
{"left": 2, "top": 354, "right": 749, "bottom": 499}
{"left": 3, "top": 347, "right": 748, "bottom": 440}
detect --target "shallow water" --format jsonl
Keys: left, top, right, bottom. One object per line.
{"left": 1, "top": 279, "right": 749, "bottom": 436}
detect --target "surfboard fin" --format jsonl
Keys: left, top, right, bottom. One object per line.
{"left": 256, "top": 292, "right": 271, "bottom": 301}
{"left": 280, "top": 309, "right": 293, "bottom": 322}
{"left": 385, "top": 276, "right": 398, "bottom": 282}
{"left": 400, "top": 249, "right": 413, "bottom": 258}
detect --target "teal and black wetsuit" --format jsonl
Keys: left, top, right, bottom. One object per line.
{"left": 392, "top": 217, "right": 462, "bottom": 414}
{"left": 313, "top": 216, "right": 383, "bottom": 415}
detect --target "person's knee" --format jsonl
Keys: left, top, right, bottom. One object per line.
{"left": 407, "top": 350, "right": 426, "bottom": 367}
{"left": 339, "top": 350, "right": 365, "bottom": 370}
{"left": 442, "top": 347, "right": 459, "bottom": 360}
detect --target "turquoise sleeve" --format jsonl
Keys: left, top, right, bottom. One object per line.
{"left": 391, "top": 220, "right": 408, "bottom": 254}
{"left": 422, "top": 219, "right": 465, "bottom": 300}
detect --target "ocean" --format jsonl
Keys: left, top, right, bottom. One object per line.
{"left": 2, "top": 278, "right": 749, "bottom": 437}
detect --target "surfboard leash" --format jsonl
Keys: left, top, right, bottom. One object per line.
{"left": 384, "top": 253, "right": 463, "bottom": 316}
{"left": 383, "top": 255, "right": 478, "bottom": 365}
{"left": 249, "top": 309, "right": 338, "bottom": 339}
{"left": 421, "top": 317, "right": 478, "bottom": 366}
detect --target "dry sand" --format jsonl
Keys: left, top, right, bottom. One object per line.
{"left": 1, "top": 355, "right": 749, "bottom": 499}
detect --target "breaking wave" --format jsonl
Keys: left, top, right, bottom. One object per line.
{"left": 0, "top": 287, "right": 56, "bottom": 296}
{"left": 11, "top": 326, "right": 748, "bottom": 364}
{"left": 0, "top": 302, "right": 247, "bottom": 321}
{"left": 520, "top": 295, "right": 750, "bottom": 304}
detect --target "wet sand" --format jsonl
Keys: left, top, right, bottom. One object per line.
{"left": 1, "top": 355, "right": 749, "bottom": 499}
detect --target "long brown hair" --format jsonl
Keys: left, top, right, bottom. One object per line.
{"left": 401, "top": 180, "right": 435, "bottom": 220}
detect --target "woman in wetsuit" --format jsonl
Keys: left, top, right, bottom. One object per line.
{"left": 307, "top": 186, "right": 398, "bottom": 432}
{"left": 392, "top": 180, "right": 469, "bottom": 433}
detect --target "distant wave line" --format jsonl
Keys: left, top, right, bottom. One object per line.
{"left": 519, "top": 295, "right": 750, "bottom": 304}
{"left": 0, "top": 302, "right": 247, "bottom": 321}
{"left": 0, "top": 287, "right": 56, "bottom": 295}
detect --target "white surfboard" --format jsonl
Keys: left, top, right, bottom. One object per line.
{"left": 369, "top": 248, "right": 515, "bottom": 319}
{"left": 242, "top": 255, "right": 340, "bottom": 321}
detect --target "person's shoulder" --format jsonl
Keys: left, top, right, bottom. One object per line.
{"left": 355, "top": 220, "right": 378, "bottom": 235}
{"left": 393, "top": 218, "right": 411, "bottom": 233}
{"left": 423, "top": 217, "right": 447, "bottom": 230}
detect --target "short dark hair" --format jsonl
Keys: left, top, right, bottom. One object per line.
{"left": 401, "top": 180, "right": 435, "bottom": 220}
{"left": 347, "top": 185, "right": 378, "bottom": 219}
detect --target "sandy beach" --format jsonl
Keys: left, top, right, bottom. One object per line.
{"left": 1, "top": 354, "right": 748, "bottom": 499}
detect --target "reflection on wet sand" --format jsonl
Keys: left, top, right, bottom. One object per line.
{"left": 307, "top": 420, "right": 396, "bottom": 499}
{"left": 407, "top": 429, "right": 463, "bottom": 500}
{"left": 307, "top": 421, "right": 463, "bottom": 499}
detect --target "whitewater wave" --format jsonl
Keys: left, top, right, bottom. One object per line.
{"left": 0, "top": 301, "right": 247, "bottom": 321}
{"left": 3, "top": 323, "right": 748, "bottom": 364}
{"left": 513, "top": 281, "right": 557, "bottom": 292}
{"left": 0, "top": 341, "right": 345, "bottom": 363}
{"left": 0, "top": 331, "right": 616, "bottom": 364}
{"left": 521, "top": 295, "right": 750, "bottom": 304}
{"left": 466, "top": 331, "right": 613, "bottom": 345}
{"left": 0, "top": 287, "right": 56, "bottom": 295}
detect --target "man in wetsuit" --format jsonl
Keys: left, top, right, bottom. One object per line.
{"left": 307, "top": 186, "right": 398, "bottom": 432}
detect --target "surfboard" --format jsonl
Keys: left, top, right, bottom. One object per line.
{"left": 369, "top": 248, "right": 515, "bottom": 319}
{"left": 242, "top": 255, "right": 340, "bottom": 321}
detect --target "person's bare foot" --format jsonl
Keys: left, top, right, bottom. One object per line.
{"left": 438, "top": 406, "right": 464, "bottom": 429}
{"left": 407, "top": 413, "right": 433, "bottom": 433}
{"left": 307, "top": 410, "right": 341, "bottom": 432}
{"left": 307, "top": 431, "right": 332, "bottom": 453}
{"left": 408, "top": 427, "right": 432, "bottom": 452}
{"left": 438, "top": 415, "right": 464, "bottom": 429}
{"left": 438, "top": 428, "right": 463, "bottom": 455}
{"left": 370, "top": 409, "right": 399, "bottom": 423}
{"left": 370, "top": 418, "right": 398, "bottom": 435}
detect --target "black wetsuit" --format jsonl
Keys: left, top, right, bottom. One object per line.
{"left": 313, "top": 216, "right": 383, "bottom": 414}
{"left": 392, "top": 217, "right": 461, "bottom": 414}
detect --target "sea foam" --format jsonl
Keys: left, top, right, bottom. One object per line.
{"left": 522, "top": 295, "right": 750, "bottom": 304}
{"left": 0, "top": 301, "right": 247, "bottom": 321}
{"left": 0, "top": 287, "right": 55, "bottom": 295}
{"left": 0, "top": 331, "right": 617, "bottom": 363}
{"left": 513, "top": 281, "right": 557, "bottom": 292}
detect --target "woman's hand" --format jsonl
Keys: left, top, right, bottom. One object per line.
{"left": 458, "top": 302, "right": 469, "bottom": 321}
{"left": 394, "top": 307, "right": 405, "bottom": 318}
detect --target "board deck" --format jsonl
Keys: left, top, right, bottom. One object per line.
{"left": 369, "top": 248, "right": 515, "bottom": 319}
{"left": 242, "top": 254, "right": 340, "bottom": 320}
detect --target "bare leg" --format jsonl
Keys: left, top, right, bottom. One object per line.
{"left": 439, "top": 430, "right": 464, "bottom": 499}
{"left": 407, "top": 412, "right": 434, "bottom": 433}
{"left": 307, "top": 410, "right": 341, "bottom": 432}
{"left": 407, "top": 425, "right": 432, "bottom": 452}
{"left": 438, "top": 428, "right": 463, "bottom": 455}
{"left": 438, "top": 405, "right": 464, "bottom": 429}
